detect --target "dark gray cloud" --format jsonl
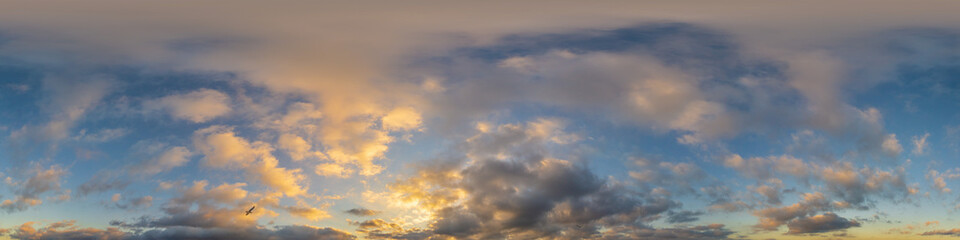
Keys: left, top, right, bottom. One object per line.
{"left": 111, "top": 195, "right": 153, "bottom": 210}
{"left": 599, "top": 224, "right": 734, "bottom": 240}
{"left": 384, "top": 120, "right": 722, "bottom": 239}
{"left": 667, "top": 210, "right": 705, "bottom": 223}
{"left": 921, "top": 228, "right": 960, "bottom": 236}
{"left": 345, "top": 207, "right": 381, "bottom": 216}
{"left": 786, "top": 212, "right": 861, "bottom": 235}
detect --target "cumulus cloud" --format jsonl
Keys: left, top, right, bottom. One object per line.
{"left": 816, "top": 162, "right": 912, "bottom": 206}
{"left": 753, "top": 192, "right": 833, "bottom": 231}
{"left": 193, "top": 126, "right": 306, "bottom": 196}
{"left": 380, "top": 107, "right": 423, "bottom": 131}
{"left": 723, "top": 153, "right": 914, "bottom": 208}
{"left": 144, "top": 89, "right": 231, "bottom": 123}
{"left": 377, "top": 119, "right": 722, "bottom": 239}
{"left": 786, "top": 212, "right": 861, "bottom": 235}
{"left": 277, "top": 133, "right": 313, "bottom": 161}
{"left": 751, "top": 179, "right": 784, "bottom": 205}
{"left": 882, "top": 134, "right": 903, "bottom": 156}
{"left": 927, "top": 170, "right": 951, "bottom": 193}
{"left": 92, "top": 179, "right": 347, "bottom": 240}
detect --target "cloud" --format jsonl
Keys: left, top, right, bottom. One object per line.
{"left": 1, "top": 164, "right": 67, "bottom": 212}
{"left": 1, "top": 221, "right": 129, "bottom": 240}
{"left": 144, "top": 89, "right": 231, "bottom": 123}
{"left": 724, "top": 153, "right": 914, "bottom": 208}
{"left": 281, "top": 201, "right": 331, "bottom": 221}
{"left": 786, "top": 212, "right": 860, "bottom": 235}
{"left": 345, "top": 207, "right": 381, "bottom": 216}
{"left": 133, "top": 146, "right": 192, "bottom": 176}
{"left": 73, "top": 128, "right": 129, "bottom": 142}
{"left": 135, "top": 225, "right": 355, "bottom": 240}
{"left": 380, "top": 107, "right": 423, "bottom": 131}
{"left": 350, "top": 219, "right": 433, "bottom": 240}
{"left": 77, "top": 171, "right": 130, "bottom": 196}
{"left": 314, "top": 163, "right": 353, "bottom": 178}
{"left": 927, "top": 170, "right": 951, "bottom": 193}
{"left": 112, "top": 195, "right": 153, "bottom": 210}
{"left": 921, "top": 228, "right": 960, "bottom": 236}
{"left": 0, "top": 2, "right": 957, "bottom": 239}
{"left": 5, "top": 76, "right": 112, "bottom": 161}
{"left": 666, "top": 210, "right": 704, "bottom": 224}
{"left": 172, "top": 180, "right": 248, "bottom": 207}
{"left": 378, "top": 119, "right": 721, "bottom": 239}
{"left": 598, "top": 224, "right": 734, "bottom": 240}
{"left": 882, "top": 134, "right": 903, "bottom": 156}
{"left": 913, "top": 132, "right": 930, "bottom": 155}
{"left": 816, "top": 162, "right": 912, "bottom": 206}
{"left": 277, "top": 133, "right": 313, "bottom": 161}
{"left": 117, "top": 180, "right": 259, "bottom": 230}
{"left": 193, "top": 126, "right": 261, "bottom": 168}
{"left": 701, "top": 185, "right": 750, "bottom": 212}
{"left": 753, "top": 192, "right": 833, "bottom": 231}
{"left": 107, "top": 178, "right": 332, "bottom": 239}
{"left": 629, "top": 158, "right": 705, "bottom": 195}
{"left": 0, "top": 221, "right": 356, "bottom": 240}
{"left": 193, "top": 126, "right": 307, "bottom": 196}
{"left": 722, "top": 154, "right": 809, "bottom": 180}
{"left": 751, "top": 180, "right": 784, "bottom": 205}
{"left": 434, "top": 46, "right": 738, "bottom": 143}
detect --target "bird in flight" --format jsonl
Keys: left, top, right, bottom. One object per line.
{"left": 244, "top": 206, "right": 255, "bottom": 216}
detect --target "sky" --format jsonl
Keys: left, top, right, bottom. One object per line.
{"left": 1, "top": 1, "right": 960, "bottom": 239}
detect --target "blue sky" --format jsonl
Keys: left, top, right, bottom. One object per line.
{"left": 1, "top": 1, "right": 960, "bottom": 239}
